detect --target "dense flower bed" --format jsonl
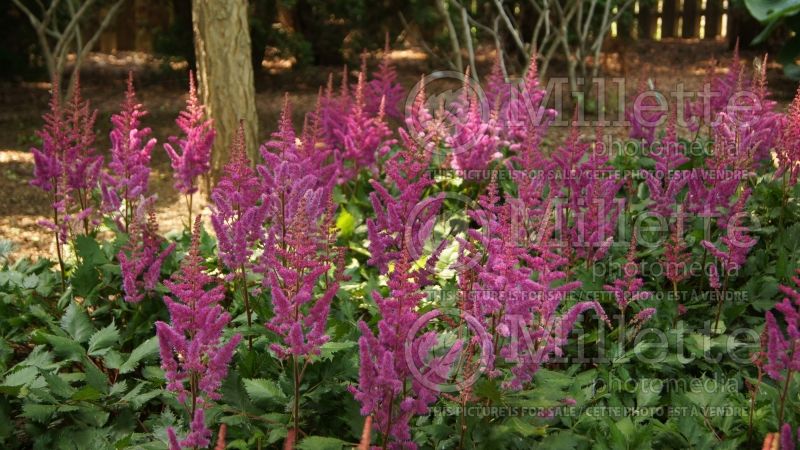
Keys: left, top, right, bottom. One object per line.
{"left": 2, "top": 46, "right": 800, "bottom": 449}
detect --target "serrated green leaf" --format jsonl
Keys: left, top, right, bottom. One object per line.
{"left": 243, "top": 378, "right": 286, "bottom": 404}
{"left": 22, "top": 402, "right": 56, "bottom": 422}
{"left": 3, "top": 366, "right": 38, "bottom": 387}
{"left": 71, "top": 386, "right": 103, "bottom": 401}
{"left": 318, "top": 341, "right": 356, "bottom": 361}
{"left": 88, "top": 322, "right": 120, "bottom": 356}
{"left": 43, "top": 334, "right": 86, "bottom": 360}
{"left": 42, "top": 371, "right": 75, "bottom": 399}
{"left": 21, "top": 274, "right": 38, "bottom": 290}
{"left": 61, "top": 301, "right": 95, "bottom": 343}
{"left": 119, "top": 336, "right": 159, "bottom": 374}
{"left": 83, "top": 357, "right": 109, "bottom": 394}
{"left": 296, "top": 436, "right": 347, "bottom": 450}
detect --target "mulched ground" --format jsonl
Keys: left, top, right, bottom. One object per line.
{"left": 0, "top": 39, "right": 795, "bottom": 262}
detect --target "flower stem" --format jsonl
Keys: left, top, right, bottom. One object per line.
{"left": 240, "top": 265, "right": 253, "bottom": 350}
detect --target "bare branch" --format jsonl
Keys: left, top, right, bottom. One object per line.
{"left": 435, "top": 0, "right": 464, "bottom": 72}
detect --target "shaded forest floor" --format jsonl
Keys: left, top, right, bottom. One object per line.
{"left": 0, "top": 39, "right": 796, "bottom": 261}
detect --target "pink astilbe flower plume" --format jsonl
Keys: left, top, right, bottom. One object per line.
{"left": 627, "top": 78, "right": 666, "bottom": 145}
{"left": 763, "top": 269, "right": 800, "bottom": 424}
{"left": 777, "top": 85, "right": 800, "bottom": 185}
{"left": 264, "top": 193, "right": 340, "bottom": 359}
{"left": 211, "top": 123, "right": 266, "bottom": 348}
{"left": 32, "top": 77, "right": 103, "bottom": 235}
{"left": 502, "top": 52, "right": 557, "bottom": 148}
{"left": 484, "top": 54, "right": 509, "bottom": 114}
{"left": 662, "top": 208, "right": 692, "bottom": 289}
{"left": 350, "top": 254, "right": 460, "bottom": 449}
{"left": 366, "top": 34, "right": 405, "bottom": 119}
{"left": 366, "top": 122, "right": 442, "bottom": 274}
{"left": 118, "top": 202, "right": 175, "bottom": 303}
{"left": 642, "top": 110, "right": 690, "bottom": 218}
{"left": 211, "top": 122, "right": 266, "bottom": 274}
{"left": 30, "top": 78, "right": 102, "bottom": 285}
{"left": 164, "top": 71, "right": 215, "bottom": 196}
{"left": 700, "top": 188, "right": 757, "bottom": 274}
{"left": 335, "top": 71, "right": 395, "bottom": 182}
{"left": 686, "top": 41, "right": 748, "bottom": 131}
{"left": 102, "top": 72, "right": 157, "bottom": 231}
{"left": 156, "top": 217, "right": 241, "bottom": 449}
{"left": 447, "top": 67, "right": 502, "bottom": 174}
{"left": 563, "top": 126, "right": 625, "bottom": 262}
{"left": 604, "top": 235, "right": 654, "bottom": 328}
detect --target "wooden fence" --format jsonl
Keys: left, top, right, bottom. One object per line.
{"left": 628, "top": 0, "right": 732, "bottom": 41}
{"left": 100, "top": 0, "right": 742, "bottom": 54}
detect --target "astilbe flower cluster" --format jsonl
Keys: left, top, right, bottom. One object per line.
{"left": 464, "top": 183, "right": 609, "bottom": 390}
{"left": 256, "top": 96, "right": 342, "bottom": 358}
{"left": 32, "top": 78, "right": 103, "bottom": 239}
{"left": 164, "top": 72, "right": 216, "bottom": 195}
{"left": 210, "top": 123, "right": 266, "bottom": 275}
{"left": 446, "top": 69, "right": 502, "bottom": 173}
{"left": 156, "top": 218, "right": 241, "bottom": 449}
{"left": 263, "top": 196, "right": 340, "bottom": 359}
{"left": 781, "top": 424, "right": 800, "bottom": 450}
{"left": 686, "top": 43, "right": 746, "bottom": 131}
{"left": 627, "top": 78, "right": 666, "bottom": 146}
{"left": 484, "top": 55, "right": 510, "bottom": 115}
{"left": 501, "top": 55, "right": 557, "bottom": 149}
{"left": 335, "top": 71, "right": 395, "bottom": 182}
{"left": 777, "top": 85, "right": 800, "bottom": 185}
{"left": 560, "top": 126, "right": 624, "bottom": 262}
{"left": 642, "top": 111, "right": 689, "bottom": 218}
{"left": 603, "top": 236, "right": 655, "bottom": 328}
{"left": 118, "top": 202, "right": 175, "bottom": 303}
{"left": 700, "top": 188, "right": 757, "bottom": 274}
{"left": 366, "top": 36, "right": 405, "bottom": 119}
{"left": 318, "top": 68, "right": 352, "bottom": 151}
{"left": 350, "top": 254, "right": 460, "bottom": 449}
{"left": 685, "top": 111, "right": 750, "bottom": 225}
{"left": 102, "top": 73, "right": 157, "bottom": 230}
{"left": 764, "top": 269, "right": 800, "bottom": 382}
{"left": 662, "top": 209, "right": 692, "bottom": 289}
{"left": 367, "top": 89, "right": 443, "bottom": 274}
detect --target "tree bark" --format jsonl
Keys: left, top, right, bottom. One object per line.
{"left": 191, "top": 0, "right": 258, "bottom": 192}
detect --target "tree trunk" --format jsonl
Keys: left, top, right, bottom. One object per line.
{"left": 191, "top": 0, "right": 258, "bottom": 192}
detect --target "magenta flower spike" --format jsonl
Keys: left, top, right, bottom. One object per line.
{"left": 366, "top": 34, "right": 405, "bottom": 119}
{"left": 156, "top": 217, "right": 241, "bottom": 449}
{"left": 31, "top": 76, "right": 102, "bottom": 270}
{"left": 502, "top": 53, "right": 557, "bottom": 148}
{"left": 335, "top": 71, "right": 395, "bottom": 182}
{"left": 119, "top": 202, "right": 175, "bottom": 303}
{"left": 447, "top": 70, "right": 502, "bottom": 173}
{"left": 264, "top": 193, "right": 339, "bottom": 359}
{"left": 350, "top": 254, "right": 459, "bottom": 449}
{"left": 164, "top": 71, "right": 215, "bottom": 195}
{"left": 700, "top": 188, "right": 756, "bottom": 273}
{"left": 626, "top": 78, "right": 666, "bottom": 146}
{"left": 642, "top": 111, "right": 690, "bottom": 218}
{"left": 603, "top": 236, "right": 653, "bottom": 323}
{"left": 366, "top": 124, "right": 441, "bottom": 274}
{"left": 764, "top": 269, "right": 800, "bottom": 381}
{"left": 102, "top": 73, "right": 157, "bottom": 230}
{"left": 777, "top": 85, "right": 800, "bottom": 185}
{"left": 211, "top": 123, "right": 266, "bottom": 274}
